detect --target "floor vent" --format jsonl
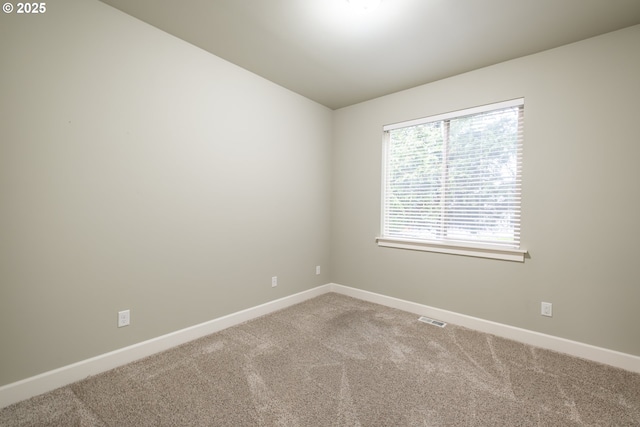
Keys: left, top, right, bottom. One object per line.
{"left": 418, "top": 316, "right": 447, "bottom": 328}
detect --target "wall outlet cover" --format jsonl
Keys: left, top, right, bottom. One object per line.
{"left": 118, "top": 310, "right": 130, "bottom": 327}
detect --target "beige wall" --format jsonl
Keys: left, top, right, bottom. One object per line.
{"left": 331, "top": 25, "right": 640, "bottom": 357}
{"left": 0, "top": 0, "right": 332, "bottom": 386}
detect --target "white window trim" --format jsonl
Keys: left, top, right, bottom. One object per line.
{"left": 378, "top": 98, "right": 527, "bottom": 262}
{"left": 383, "top": 98, "right": 525, "bottom": 132}
{"left": 376, "top": 237, "right": 527, "bottom": 262}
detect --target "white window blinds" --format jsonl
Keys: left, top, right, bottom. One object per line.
{"left": 381, "top": 99, "right": 524, "bottom": 251}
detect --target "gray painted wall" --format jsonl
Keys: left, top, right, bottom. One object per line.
{"left": 331, "top": 25, "right": 640, "bottom": 357}
{"left": 0, "top": 0, "right": 332, "bottom": 386}
{"left": 2, "top": 0, "right": 639, "bottom": 389}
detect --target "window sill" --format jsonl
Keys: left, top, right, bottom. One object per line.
{"left": 376, "top": 237, "right": 527, "bottom": 262}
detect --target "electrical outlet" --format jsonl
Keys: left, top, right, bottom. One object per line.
{"left": 271, "top": 276, "right": 278, "bottom": 287}
{"left": 316, "top": 265, "right": 321, "bottom": 275}
{"left": 118, "top": 309, "right": 130, "bottom": 327}
{"left": 541, "top": 302, "right": 552, "bottom": 317}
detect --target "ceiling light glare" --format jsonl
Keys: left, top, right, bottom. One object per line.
{"left": 347, "top": 0, "right": 382, "bottom": 11}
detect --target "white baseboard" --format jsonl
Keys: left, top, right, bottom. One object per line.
{"left": 328, "top": 283, "right": 640, "bottom": 374}
{"left": 0, "top": 284, "right": 331, "bottom": 409}
{"left": 3, "top": 282, "right": 639, "bottom": 409}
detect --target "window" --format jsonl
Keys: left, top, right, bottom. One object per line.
{"left": 378, "top": 99, "right": 527, "bottom": 262}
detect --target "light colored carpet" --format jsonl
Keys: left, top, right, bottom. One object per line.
{"left": 2, "top": 293, "right": 639, "bottom": 426}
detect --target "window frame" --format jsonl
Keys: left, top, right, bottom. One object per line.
{"left": 377, "top": 99, "right": 527, "bottom": 262}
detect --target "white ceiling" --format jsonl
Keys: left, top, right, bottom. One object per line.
{"left": 99, "top": 0, "right": 640, "bottom": 109}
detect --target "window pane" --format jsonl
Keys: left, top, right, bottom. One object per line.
{"left": 445, "top": 108, "right": 520, "bottom": 245}
{"left": 383, "top": 101, "right": 523, "bottom": 248}
{"left": 385, "top": 122, "right": 443, "bottom": 239}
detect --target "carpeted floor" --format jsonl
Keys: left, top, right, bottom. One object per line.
{"left": 2, "top": 292, "right": 639, "bottom": 426}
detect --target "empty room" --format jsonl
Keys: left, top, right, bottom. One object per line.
{"left": 1, "top": 0, "right": 640, "bottom": 425}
